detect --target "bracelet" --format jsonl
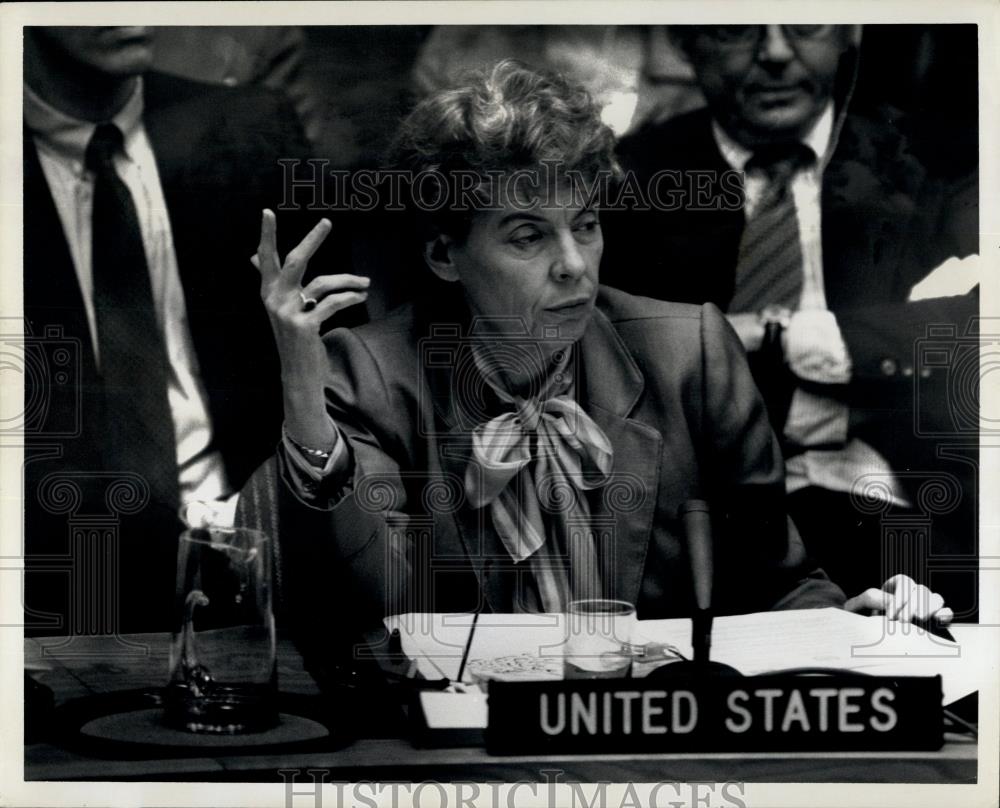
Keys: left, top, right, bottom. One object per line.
{"left": 283, "top": 426, "right": 333, "bottom": 462}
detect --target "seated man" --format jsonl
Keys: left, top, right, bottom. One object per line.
{"left": 22, "top": 26, "right": 310, "bottom": 633}
{"left": 246, "top": 61, "right": 948, "bottom": 650}
{"left": 603, "top": 26, "right": 978, "bottom": 617}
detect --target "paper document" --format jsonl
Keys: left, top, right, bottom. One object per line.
{"left": 385, "top": 609, "right": 988, "bottom": 705}
{"left": 636, "top": 608, "right": 984, "bottom": 705}
{"left": 384, "top": 612, "right": 566, "bottom": 682}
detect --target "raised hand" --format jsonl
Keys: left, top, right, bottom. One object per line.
{"left": 251, "top": 209, "right": 369, "bottom": 451}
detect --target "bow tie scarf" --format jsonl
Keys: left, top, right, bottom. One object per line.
{"left": 464, "top": 348, "right": 614, "bottom": 612}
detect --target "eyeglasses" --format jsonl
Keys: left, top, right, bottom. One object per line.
{"left": 697, "top": 25, "right": 838, "bottom": 50}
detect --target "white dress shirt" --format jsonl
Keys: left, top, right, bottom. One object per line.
{"left": 24, "top": 80, "right": 232, "bottom": 508}
{"left": 712, "top": 105, "right": 910, "bottom": 507}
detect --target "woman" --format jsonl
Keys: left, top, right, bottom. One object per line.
{"left": 250, "top": 61, "right": 948, "bottom": 636}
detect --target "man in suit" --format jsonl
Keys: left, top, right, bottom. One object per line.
{"left": 21, "top": 26, "right": 314, "bottom": 633}
{"left": 603, "top": 25, "right": 978, "bottom": 615}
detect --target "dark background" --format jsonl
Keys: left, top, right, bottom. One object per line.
{"left": 150, "top": 24, "right": 978, "bottom": 317}
{"left": 152, "top": 24, "right": 978, "bottom": 176}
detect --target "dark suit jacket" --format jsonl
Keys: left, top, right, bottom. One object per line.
{"left": 603, "top": 106, "right": 978, "bottom": 510}
{"left": 269, "top": 285, "right": 845, "bottom": 651}
{"left": 22, "top": 72, "right": 313, "bottom": 633}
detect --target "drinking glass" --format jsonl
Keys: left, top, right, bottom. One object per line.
{"left": 563, "top": 599, "right": 636, "bottom": 679}
{"left": 164, "top": 526, "right": 277, "bottom": 733}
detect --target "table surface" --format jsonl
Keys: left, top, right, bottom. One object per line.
{"left": 23, "top": 632, "right": 978, "bottom": 783}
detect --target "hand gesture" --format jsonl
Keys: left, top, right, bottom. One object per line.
{"left": 252, "top": 209, "right": 369, "bottom": 450}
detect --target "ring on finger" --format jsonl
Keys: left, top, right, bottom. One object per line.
{"left": 299, "top": 290, "right": 318, "bottom": 312}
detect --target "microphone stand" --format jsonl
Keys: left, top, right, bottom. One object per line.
{"left": 649, "top": 499, "right": 740, "bottom": 679}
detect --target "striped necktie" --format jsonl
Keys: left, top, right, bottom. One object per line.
{"left": 728, "top": 143, "right": 815, "bottom": 314}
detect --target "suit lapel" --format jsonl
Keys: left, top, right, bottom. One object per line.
{"left": 23, "top": 135, "right": 106, "bottom": 468}
{"left": 437, "top": 427, "right": 513, "bottom": 612}
{"left": 23, "top": 136, "right": 97, "bottom": 375}
{"left": 418, "top": 299, "right": 513, "bottom": 612}
{"left": 821, "top": 112, "right": 927, "bottom": 309}
{"left": 141, "top": 74, "right": 190, "bottom": 200}
{"left": 664, "top": 115, "right": 746, "bottom": 309}
{"left": 421, "top": 298, "right": 663, "bottom": 611}
{"left": 578, "top": 307, "right": 662, "bottom": 607}
{"left": 141, "top": 76, "right": 196, "bottom": 290}
{"left": 23, "top": 137, "right": 88, "bottom": 336}
{"left": 141, "top": 74, "right": 232, "bottom": 327}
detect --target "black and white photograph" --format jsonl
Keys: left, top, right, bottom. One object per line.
{"left": 1, "top": 3, "right": 997, "bottom": 807}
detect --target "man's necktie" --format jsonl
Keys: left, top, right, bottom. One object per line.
{"left": 87, "top": 123, "right": 179, "bottom": 512}
{"left": 727, "top": 143, "right": 815, "bottom": 314}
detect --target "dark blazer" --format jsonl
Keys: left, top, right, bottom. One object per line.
{"left": 603, "top": 106, "right": 978, "bottom": 505}
{"left": 22, "top": 72, "right": 313, "bottom": 633}
{"left": 270, "top": 285, "right": 845, "bottom": 648}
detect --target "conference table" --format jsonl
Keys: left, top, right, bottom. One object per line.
{"left": 22, "top": 631, "right": 977, "bottom": 783}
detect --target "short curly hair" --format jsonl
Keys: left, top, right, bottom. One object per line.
{"left": 388, "top": 59, "right": 620, "bottom": 241}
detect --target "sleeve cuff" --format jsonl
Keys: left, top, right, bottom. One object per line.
{"left": 784, "top": 388, "right": 850, "bottom": 448}
{"left": 786, "top": 311, "right": 853, "bottom": 384}
{"left": 281, "top": 420, "right": 352, "bottom": 502}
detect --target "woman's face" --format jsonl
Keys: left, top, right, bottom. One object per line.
{"left": 444, "top": 192, "right": 603, "bottom": 355}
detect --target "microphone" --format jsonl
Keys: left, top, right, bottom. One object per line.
{"left": 680, "top": 499, "right": 714, "bottom": 667}
{"left": 648, "top": 499, "right": 741, "bottom": 679}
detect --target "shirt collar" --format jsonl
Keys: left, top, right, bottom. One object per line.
{"left": 24, "top": 77, "right": 145, "bottom": 168}
{"left": 711, "top": 101, "right": 835, "bottom": 171}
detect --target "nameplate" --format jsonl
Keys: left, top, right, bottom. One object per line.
{"left": 486, "top": 674, "right": 942, "bottom": 754}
